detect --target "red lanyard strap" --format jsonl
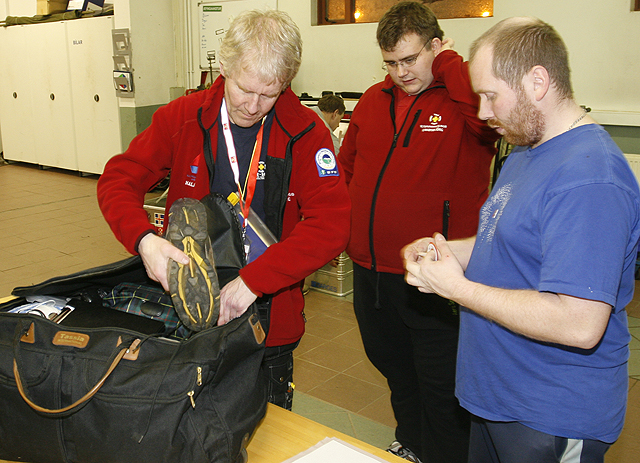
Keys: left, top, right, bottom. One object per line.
{"left": 220, "top": 98, "right": 265, "bottom": 228}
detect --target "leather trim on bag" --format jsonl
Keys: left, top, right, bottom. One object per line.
{"left": 20, "top": 323, "right": 35, "bottom": 344}
{"left": 250, "top": 313, "right": 266, "bottom": 344}
{"left": 52, "top": 331, "right": 89, "bottom": 348}
{"left": 117, "top": 336, "right": 142, "bottom": 361}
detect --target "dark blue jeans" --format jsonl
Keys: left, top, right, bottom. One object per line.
{"left": 257, "top": 296, "right": 299, "bottom": 410}
{"left": 469, "top": 416, "right": 611, "bottom": 463}
{"left": 262, "top": 341, "right": 298, "bottom": 410}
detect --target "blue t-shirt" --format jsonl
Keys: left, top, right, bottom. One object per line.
{"left": 457, "top": 124, "right": 640, "bottom": 443}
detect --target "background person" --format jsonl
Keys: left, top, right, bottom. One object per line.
{"left": 404, "top": 17, "right": 640, "bottom": 463}
{"left": 97, "top": 9, "right": 350, "bottom": 410}
{"left": 311, "top": 94, "right": 346, "bottom": 154}
{"left": 338, "top": 2, "right": 499, "bottom": 462}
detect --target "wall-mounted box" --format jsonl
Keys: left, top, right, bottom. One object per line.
{"left": 37, "top": 0, "right": 69, "bottom": 15}
{"left": 68, "top": 0, "right": 104, "bottom": 11}
{"left": 112, "top": 28, "right": 133, "bottom": 98}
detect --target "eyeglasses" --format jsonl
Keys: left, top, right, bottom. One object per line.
{"left": 382, "top": 41, "right": 429, "bottom": 72}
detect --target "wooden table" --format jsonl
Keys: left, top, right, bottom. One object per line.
{"left": 246, "top": 403, "right": 403, "bottom": 462}
{"left": 0, "top": 404, "right": 401, "bottom": 463}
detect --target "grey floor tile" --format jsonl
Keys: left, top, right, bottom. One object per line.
{"left": 349, "top": 413, "right": 395, "bottom": 449}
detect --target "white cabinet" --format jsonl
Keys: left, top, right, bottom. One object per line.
{"left": 0, "top": 24, "right": 38, "bottom": 165}
{"left": 67, "top": 17, "right": 122, "bottom": 174}
{"left": 30, "top": 21, "right": 77, "bottom": 171}
{"left": 0, "top": 16, "right": 121, "bottom": 174}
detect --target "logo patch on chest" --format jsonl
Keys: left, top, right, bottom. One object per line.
{"left": 421, "top": 113, "right": 448, "bottom": 133}
{"left": 257, "top": 161, "right": 266, "bottom": 180}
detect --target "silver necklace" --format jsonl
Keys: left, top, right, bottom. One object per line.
{"left": 568, "top": 110, "right": 587, "bottom": 130}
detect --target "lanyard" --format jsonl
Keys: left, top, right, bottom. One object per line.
{"left": 220, "top": 98, "right": 265, "bottom": 229}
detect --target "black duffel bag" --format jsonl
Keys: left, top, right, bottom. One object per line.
{"left": 0, "top": 194, "right": 267, "bottom": 463}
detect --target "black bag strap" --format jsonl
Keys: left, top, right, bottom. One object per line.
{"left": 12, "top": 321, "right": 141, "bottom": 417}
{"left": 11, "top": 256, "right": 150, "bottom": 298}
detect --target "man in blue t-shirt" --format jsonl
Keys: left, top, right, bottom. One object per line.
{"left": 403, "top": 17, "right": 640, "bottom": 463}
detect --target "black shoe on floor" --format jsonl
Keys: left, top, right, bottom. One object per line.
{"left": 166, "top": 198, "right": 220, "bottom": 331}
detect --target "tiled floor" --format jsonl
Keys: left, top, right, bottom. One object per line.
{"left": 0, "top": 161, "right": 639, "bottom": 462}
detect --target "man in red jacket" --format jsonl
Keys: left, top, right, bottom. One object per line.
{"left": 339, "top": 2, "right": 498, "bottom": 462}
{"left": 97, "top": 9, "right": 350, "bottom": 410}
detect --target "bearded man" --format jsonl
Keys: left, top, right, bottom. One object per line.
{"left": 404, "top": 17, "right": 640, "bottom": 463}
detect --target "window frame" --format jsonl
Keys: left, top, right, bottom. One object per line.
{"left": 317, "top": 0, "right": 356, "bottom": 25}
{"left": 316, "top": 0, "right": 496, "bottom": 25}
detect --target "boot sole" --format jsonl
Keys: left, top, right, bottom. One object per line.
{"left": 166, "top": 198, "right": 220, "bottom": 331}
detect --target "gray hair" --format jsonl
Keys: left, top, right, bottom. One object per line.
{"left": 219, "top": 9, "right": 302, "bottom": 87}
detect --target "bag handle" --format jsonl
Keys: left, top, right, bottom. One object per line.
{"left": 13, "top": 327, "right": 140, "bottom": 416}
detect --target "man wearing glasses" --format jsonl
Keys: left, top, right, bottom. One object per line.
{"left": 339, "top": 2, "right": 498, "bottom": 462}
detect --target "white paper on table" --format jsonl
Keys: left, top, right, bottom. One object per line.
{"left": 281, "top": 437, "right": 391, "bottom": 463}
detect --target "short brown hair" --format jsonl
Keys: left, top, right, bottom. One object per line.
{"left": 377, "top": 1, "right": 443, "bottom": 51}
{"left": 469, "top": 17, "right": 573, "bottom": 100}
{"left": 317, "top": 95, "right": 345, "bottom": 115}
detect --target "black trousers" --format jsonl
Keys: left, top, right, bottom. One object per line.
{"left": 353, "top": 263, "right": 470, "bottom": 463}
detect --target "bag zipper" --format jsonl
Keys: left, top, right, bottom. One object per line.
{"left": 187, "top": 366, "right": 203, "bottom": 409}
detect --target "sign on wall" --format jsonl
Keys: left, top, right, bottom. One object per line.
{"left": 199, "top": 0, "right": 278, "bottom": 70}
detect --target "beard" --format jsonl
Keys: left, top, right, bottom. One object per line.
{"left": 489, "top": 90, "right": 545, "bottom": 147}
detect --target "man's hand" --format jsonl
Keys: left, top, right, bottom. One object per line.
{"left": 218, "top": 276, "right": 258, "bottom": 325}
{"left": 403, "top": 233, "right": 465, "bottom": 298}
{"left": 138, "top": 233, "right": 189, "bottom": 291}
{"left": 402, "top": 235, "right": 438, "bottom": 265}
{"left": 404, "top": 234, "right": 611, "bottom": 349}
{"left": 435, "top": 37, "right": 455, "bottom": 56}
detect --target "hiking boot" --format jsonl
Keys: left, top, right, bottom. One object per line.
{"left": 166, "top": 198, "right": 220, "bottom": 331}
{"left": 386, "top": 440, "right": 422, "bottom": 463}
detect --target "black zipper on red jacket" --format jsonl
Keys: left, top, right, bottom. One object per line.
{"left": 368, "top": 84, "right": 448, "bottom": 270}
{"left": 268, "top": 116, "right": 315, "bottom": 240}
{"left": 198, "top": 106, "right": 217, "bottom": 181}
{"left": 402, "top": 110, "right": 422, "bottom": 147}
{"left": 368, "top": 89, "right": 421, "bottom": 271}
{"left": 442, "top": 200, "right": 450, "bottom": 240}
{"left": 368, "top": 133, "right": 397, "bottom": 271}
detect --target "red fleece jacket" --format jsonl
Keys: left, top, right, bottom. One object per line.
{"left": 339, "top": 50, "right": 499, "bottom": 274}
{"left": 98, "top": 76, "right": 351, "bottom": 346}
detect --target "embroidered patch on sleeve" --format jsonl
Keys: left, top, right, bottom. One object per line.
{"left": 315, "top": 148, "right": 339, "bottom": 177}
